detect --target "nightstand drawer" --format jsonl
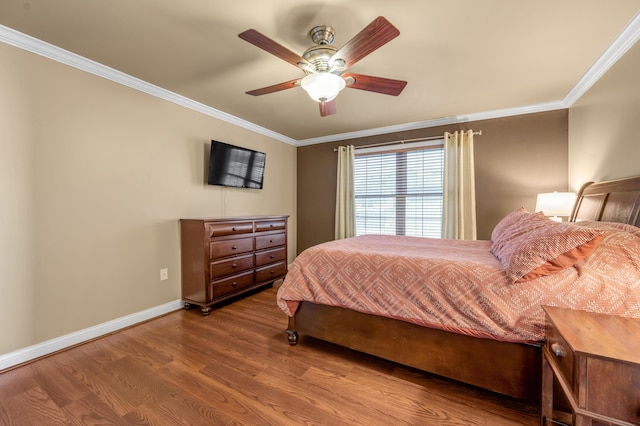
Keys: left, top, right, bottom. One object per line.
{"left": 210, "top": 253, "right": 254, "bottom": 279}
{"left": 210, "top": 237, "right": 254, "bottom": 259}
{"left": 545, "top": 319, "right": 574, "bottom": 388}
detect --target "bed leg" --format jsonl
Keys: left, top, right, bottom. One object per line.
{"left": 286, "top": 316, "right": 298, "bottom": 345}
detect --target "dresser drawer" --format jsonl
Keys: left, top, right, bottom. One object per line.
{"left": 255, "top": 247, "right": 286, "bottom": 267}
{"left": 545, "top": 321, "right": 574, "bottom": 391}
{"left": 255, "top": 220, "right": 286, "bottom": 232}
{"left": 255, "top": 261, "right": 287, "bottom": 283}
{"left": 210, "top": 237, "right": 253, "bottom": 259}
{"left": 210, "top": 253, "right": 254, "bottom": 279}
{"left": 255, "top": 232, "right": 286, "bottom": 250}
{"left": 211, "top": 271, "right": 255, "bottom": 299}
{"left": 208, "top": 221, "right": 253, "bottom": 237}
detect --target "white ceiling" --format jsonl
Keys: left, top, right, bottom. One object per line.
{"left": 1, "top": 1, "right": 639, "bottom": 144}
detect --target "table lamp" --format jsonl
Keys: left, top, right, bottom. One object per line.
{"left": 535, "top": 192, "right": 576, "bottom": 222}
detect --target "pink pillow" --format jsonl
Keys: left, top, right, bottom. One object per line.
{"left": 573, "top": 220, "right": 640, "bottom": 238}
{"left": 491, "top": 211, "right": 605, "bottom": 283}
{"left": 491, "top": 208, "right": 548, "bottom": 253}
{"left": 491, "top": 207, "right": 529, "bottom": 242}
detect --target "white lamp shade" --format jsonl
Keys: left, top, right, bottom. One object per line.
{"left": 301, "top": 73, "right": 346, "bottom": 102}
{"left": 535, "top": 192, "right": 576, "bottom": 217}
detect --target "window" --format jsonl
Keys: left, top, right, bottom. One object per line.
{"left": 354, "top": 141, "right": 444, "bottom": 238}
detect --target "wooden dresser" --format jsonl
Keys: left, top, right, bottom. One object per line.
{"left": 541, "top": 306, "right": 640, "bottom": 426}
{"left": 180, "top": 215, "right": 288, "bottom": 315}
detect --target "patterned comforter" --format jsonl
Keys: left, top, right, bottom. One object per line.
{"left": 276, "top": 227, "right": 640, "bottom": 343}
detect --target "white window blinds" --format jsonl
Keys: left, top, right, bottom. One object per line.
{"left": 354, "top": 141, "right": 444, "bottom": 238}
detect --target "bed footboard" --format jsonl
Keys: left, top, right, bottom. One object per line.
{"left": 288, "top": 301, "right": 542, "bottom": 402}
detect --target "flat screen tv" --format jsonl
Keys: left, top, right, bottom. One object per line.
{"left": 207, "top": 140, "right": 266, "bottom": 189}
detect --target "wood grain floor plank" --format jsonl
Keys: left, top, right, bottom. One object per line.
{"left": 156, "top": 357, "right": 280, "bottom": 425}
{"left": 0, "top": 365, "right": 38, "bottom": 400}
{"left": 61, "top": 392, "right": 128, "bottom": 426}
{"left": 304, "top": 365, "right": 435, "bottom": 425}
{"left": 200, "top": 358, "right": 342, "bottom": 425}
{"left": 104, "top": 333, "right": 175, "bottom": 369}
{"left": 104, "top": 356, "right": 223, "bottom": 425}
{"left": 29, "top": 351, "right": 93, "bottom": 409}
{"left": 57, "top": 349, "right": 146, "bottom": 416}
{"left": 76, "top": 338, "right": 126, "bottom": 367}
{"left": 3, "top": 386, "right": 70, "bottom": 425}
{"left": 254, "top": 365, "right": 400, "bottom": 426}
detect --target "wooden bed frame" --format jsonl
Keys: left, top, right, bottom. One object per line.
{"left": 285, "top": 175, "right": 640, "bottom": 401}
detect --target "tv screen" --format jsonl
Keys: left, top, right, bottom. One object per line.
{"left": 207, "top": 140, "right": 266, "bottom": 189}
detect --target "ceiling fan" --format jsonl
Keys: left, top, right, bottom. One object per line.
{"left": 238, "top": 16, "right": 407, "bottom": 117}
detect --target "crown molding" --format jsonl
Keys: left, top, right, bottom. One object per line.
{"left": 0, "top": 25, "right": 297, "bottom": 146}
{"left": 296, "top": 100, "right": 568, "bottom": 146}
{"left": 563, "top": 11, "right": 640, "bottom": 107}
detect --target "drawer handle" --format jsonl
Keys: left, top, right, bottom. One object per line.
{"left": 269, "top": 239, "right": 273, "bottom": 243}
{"left": 269, "top": 255, "right": 275, "bottom": 259}
{"left": 231, "top": 246, "right": 237, "bottom": 250}
{"left": 270, "top": 224, "right": 274, "bottom": 228}
{"left": 232, "top": 263, "right": 237, "bottom": 268}
{"left": 551, "top": 342, "right": 565, "bottom": 358}
{"left": 270, "top": 270, "right": 275, "bottom": 275}
{"left": 232, "top": 227, "right": 237, "bottom": 231}
{"left": 232, "top": 282, "right": 238, "bottom": 287}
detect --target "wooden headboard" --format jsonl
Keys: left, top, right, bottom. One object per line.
{"left": 570, "top": 175, "right": 640, "bottom": 226}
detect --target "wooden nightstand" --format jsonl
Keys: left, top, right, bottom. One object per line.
{"left": 541, "top": 306, "right": 640, "bottom": 426}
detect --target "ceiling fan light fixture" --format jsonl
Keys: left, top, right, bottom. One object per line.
{"left": 300, "top": 73, "right": 346, "bottom": 102}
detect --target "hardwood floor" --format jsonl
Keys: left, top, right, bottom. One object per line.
{"left": 0, "top": 285, "right": 539, "bottom": 425}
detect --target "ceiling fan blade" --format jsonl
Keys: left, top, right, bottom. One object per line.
{"left": 330, "top": 16, "right": 400, "bottom": 68}
{"left": 246, "top": 78, "right": 301, "bottom": 96}
{"left": 319, "top": 99, "right": 337, "bottom": 117}
{"left": 343, "top": 73, "right": 407, "bottom": 96}
{"left": 239, "top": 29, "right": 311, "bottom": 69}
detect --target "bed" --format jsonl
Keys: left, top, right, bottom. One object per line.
{"left": 277, "top": 176, "right": 640, "bottom": 401}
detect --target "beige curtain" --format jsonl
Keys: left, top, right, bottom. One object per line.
{"left": 443, "top": 130, "right": 477, "bottom": 240}
{"left": 335, "top": 145, "right": 355, "bottom": 239}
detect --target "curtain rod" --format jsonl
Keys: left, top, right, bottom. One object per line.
{"left": 333, "top": 130, "right": 482, "bottom": 151}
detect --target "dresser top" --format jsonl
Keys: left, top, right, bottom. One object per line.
{"left": 180, "top": 215, "right": 288, "bottom": 222}
{"left": 543, "top": 306, "right": 640, "bottom": 365}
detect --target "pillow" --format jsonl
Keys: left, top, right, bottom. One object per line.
{"left": 573, "top": 220, "right": 640, "bottom": 238}
{"left": 491, "top": 212, "right": 605, "bottom": 283}
{"left": 491, "top": 207, "right": 548, "bottom": 253}
{"left": 491, "top": 207, "right": 528, "bottom": 242}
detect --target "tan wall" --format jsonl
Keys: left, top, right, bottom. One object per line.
{"left": 0, "top": 43, "right": 36, "bottom": 353}
{"left": 297, "top": 110, "right": 568, "bottom": 251}
{"left": 568, "top": 42, "right": 640, "bottom": 189}
{"left": 0, "top": 42, "right": 296, "bottom": 355}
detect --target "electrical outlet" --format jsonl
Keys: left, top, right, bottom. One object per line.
{"left": 160, "top": 268, "right": 168, "bottom": 281}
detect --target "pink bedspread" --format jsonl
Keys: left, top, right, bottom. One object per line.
{"left": 277, "top": 228, "right": 640, "bottom": 343}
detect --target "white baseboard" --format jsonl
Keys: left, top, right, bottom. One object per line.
{"left": 0, "top": 299, "right": 183, "bottom": 371}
